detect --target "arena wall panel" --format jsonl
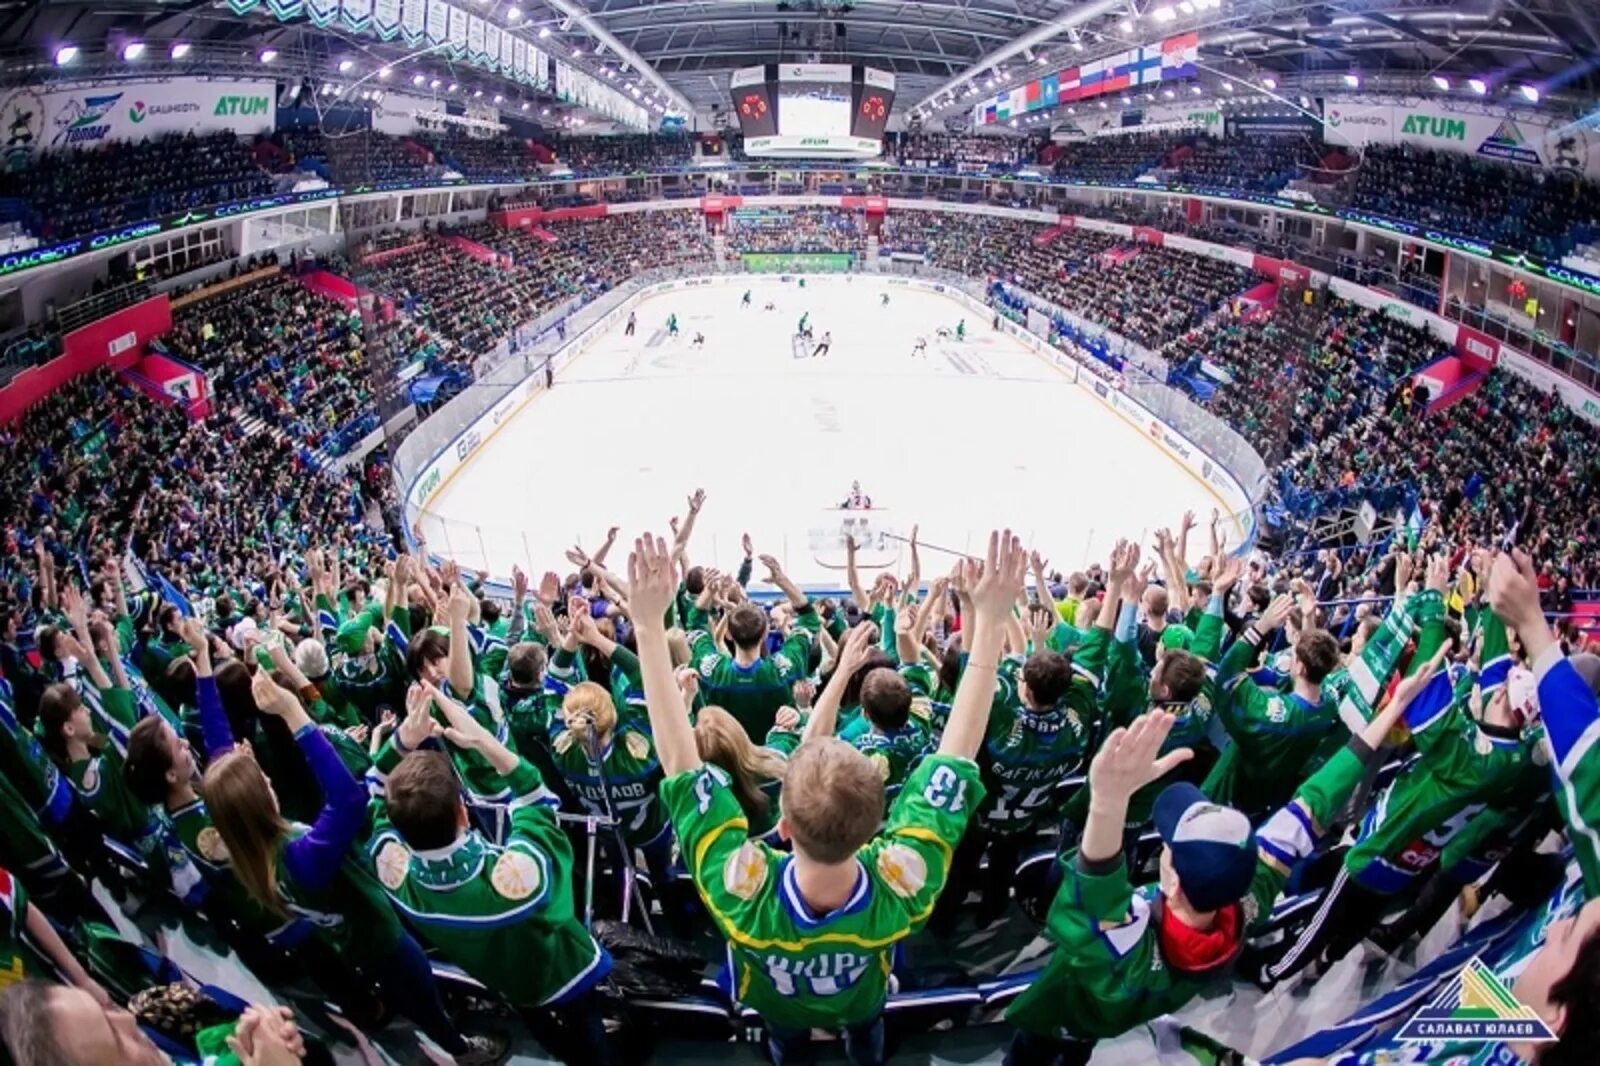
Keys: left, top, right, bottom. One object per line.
{"left": 0, "top": 295, "right": 171, "bottom": 423}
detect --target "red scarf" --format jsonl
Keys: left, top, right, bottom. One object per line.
{"left": 1157, "top": 901, "right": 1243, "bottom": 975}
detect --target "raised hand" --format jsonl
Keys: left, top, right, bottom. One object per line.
{"left": 538, "top": 570, "right": 561, "bottom": 606}
{"left": 1087, "top": 710, "right": 1193, "bottom": 804}
{"left": 1425, "top": 553, "right": 1451, "bottom": 595}
{"left": 447, "top": 581, "right": 473, "bottom": 624}
{"left": 251, "top": 671, "right": 302, "bottom": 719}
{"left": 971, "top": 530, "right": 1027, "bottom": 622}
{"left": 511, "top": 565, "right": 528, "bottom": 605}
{"left": 628, "top": 534, "right": 679, "bottom": 623}
{"left": 399, "top": 684, "right": 440, "bottom": 750}
{"left": 1487, "top": 549, "right": 1544, "bottom": 633}
{"left": 1258, "top": 593, "right": 1296, "bottom": 632}
{"left": 687, "top": 489, "right": 706, "bottom": 515}
{"left": 1213, "top": 555, "right": 1244, "bottom": 596}
{"left": 758, "top": 554, "right": 786, "bottom": 586}
{"left": 742, "top": 532, "right": 754, "bottom": 557}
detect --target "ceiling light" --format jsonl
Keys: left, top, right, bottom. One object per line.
{"left": 1520, "top": 84, "right": 1539, "bottom": 102}
{"left": 473, "top": 88, "right": 483, "bottom": 97}
{"left": 1191, "top": 85, "right": 1202, "bottom": 95}
{"left": 121, "top": 41, "right": 146, "bottom": 61}
{"left": 447, "top": 82, "right": 458, "bottom": 91}
{"left": 508, "top": 6, "right": 522, "bottom": 20}
{"left": 333, "top": 85, "right": 344, "bottom": 96}
{"left": 1469, "top": 77, "right": 1487, "bottom": 95}
{"left": 1162, "top": 88, "right": 1175, "bottom": 99}
{"left": 494, "top": 93, "right": 504, "bottom": 103}
{"left": 521, "top": 102, "right": 530, "bottom": 110}
{"left": 53, "top": 45, "right": 79, "bottom": 65}
{"left": 430, "top": 77, "right": 441, "bottom": 88}
{"left": 1072, "top": 39, "right": 1085, "bottom": 52}
{"left": 413, "top": 73, "right": 427, "bottom": 86}
{"left": 339, "top": 58, "right": 355, "bottom": 73}
{"left": 541, "top": 107, "right": 550, "bottom": 115}
{"left": 170, "top": 41, "right": 192, "bottom": 59}
{"left": 1153, "top": 6, "right": 1176, "bottom": 23}
{"left": 572, "top": 48, "right": 582, "bottom": 57}
{"left": 1221, "top": 80, "right": 1233, "bottom": 92}
{"left": 1178, "top": 0, "right": 1194, "bottom": 12}
{"left": 258, "top": 48, "right": 279, "bottom": 63}
{"left": 1431, "top": 74, "right": 1450, "bottom": 90}
{"left": 1119, "top": 17, "right": 1134, "bottom": 33}
{"left": 539, "top": 27, "right": 551, "bottom": 38}
{"left": 1342, "top": 72, "right": 1360, "bottom": 87}
{"left": 1261, "top": 76, "right": 1277, "bottom": 90}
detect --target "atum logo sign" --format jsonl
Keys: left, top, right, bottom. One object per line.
{"left": 214, "top": 95, "right": 270, "bottom": 116}
{"left": 1400, "top": 113, "right": 1467, "bottom": 141}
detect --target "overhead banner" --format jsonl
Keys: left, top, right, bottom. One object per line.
{"left": 400, "top": 0, "right": 425, "bottom": 43}
{"left": 1323, "top": 99, "right": 1600, "bottom": 176}
{"left": 425, "top": 0, "right": 448, "bottom": 44}
{"left": 0, "top": 79, "right": 277, "bottom": 153}
{"left": 447, "top": 4, "right": 468, "bottom": 53}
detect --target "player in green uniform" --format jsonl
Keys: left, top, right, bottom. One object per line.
{"left": 667, "top": 313, "right": 679, "bottom": 337}
{"left": 687, "top": 554, "right": 821, "bottom": 742}
{"left": 955, "top": 318, "right": 966, "bottom": 340}
{"left": 1256, "top": 567, "right": 1543, "bottom": 989}
{"left": 635, "top": 528, "right": 1023, "bottom": 1063}
{"left": 1005, "top": 648, "right": 1447, "bottom": 1064}
{"left": 369, "top": 680, "right": 614, "bottom": 1062}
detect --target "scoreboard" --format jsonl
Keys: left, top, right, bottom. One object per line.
{"left": 729, "top": 64, "right": 896, "bottom": 158}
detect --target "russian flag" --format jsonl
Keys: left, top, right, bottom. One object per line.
{"left": 1161, "top": 31, "right": 1199, "bottom": 80}
{"left": 982, "top": 103, "right": 997, "bottom": 125}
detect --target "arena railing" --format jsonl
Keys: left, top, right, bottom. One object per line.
{"left": 393, "top": 260, "right": 1272, "bottom": 590}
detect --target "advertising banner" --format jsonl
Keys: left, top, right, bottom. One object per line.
{"left": 0, "top": 79, "right": 276, "bottom": 151}
{"left": 1323, "top": 99, "right": 1599, "bottom": 177}
{"left": 740, "top": 252, "right": 855, "bottom": 272}
{"left": 399, "top": 0, "right": 425, "bottom": 42}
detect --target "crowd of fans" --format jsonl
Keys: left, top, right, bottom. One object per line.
{"left": 1352, "top": 143, "right": 1600, "bottom": 261}
{"left": 278, "top": 128, "right": 440, "bottom": 186}
{"left": 722, "top": 205, "right": 866, "bottom": 255}
{"left": 5, "top": 183, "right": 1600, "bottom": 1063}
{"left": 416, "top": 132, "right": 542, "bottom": 183}
{"left": 1161, "top": 133, "right": 1329, "bottom": 193}
{"left": 0, "top": 132, "right": 275, "bottom": 241}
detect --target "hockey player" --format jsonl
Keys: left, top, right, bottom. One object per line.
{"left": 685, "top": 554, "right": 820, "bottom": 742}
{"left": 625, "top": 311, "right": 636, "bottom": 337}
{"left": 1004, "top": 654, "right": 1445, "bottom": 1066}
{"left": 691, "top": 332, "right": 706, "bottom": 349}
{"left": 841, "top": 481, "right": 872, "bottom": 509}
{"left": 634, "top": 529, "right": 1022, "bottom": 1065}
{"left": 880, "top": 293, "right": 890, "bottom": 307}
{"left": 369, "top": 682, "right": 614, "bottom": 1063}
{"left": 912, "top": 336, "right": 927, "bottom": 357}
{"left": 797, "top": 312, "right": 810, "bottom": 339}
{"left": 955, "top": 318, "right": 967, "bottom": 341}
{"left": 667, "top": 313, "right": 679, "bottom": 338}
{"left": 811, "top": 331, "right": 831, "bottom": 358}
{"left": 741, "top": 289, "right": 752, "bottom": 308}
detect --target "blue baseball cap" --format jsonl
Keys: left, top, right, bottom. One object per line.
{"left": 1152, "top": 782, "right": 1256, "bottom": 912}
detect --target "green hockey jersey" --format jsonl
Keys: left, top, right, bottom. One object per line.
{"left": 661, "top": 754, "right": 983, "bottom": 1029}
{"left": 1008, "top": 741, "right": 1373, "bottom": 1042}
{"left": 688, "top": 604, "right": 821, "bottom": 741}
{"left": 368, "top": 755, "right": 610, "bottom": 1007}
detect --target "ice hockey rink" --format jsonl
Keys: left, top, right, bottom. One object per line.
{"left": 419, "top": 276, "right": 1243, "bottom": 590}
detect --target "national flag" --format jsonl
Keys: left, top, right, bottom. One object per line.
{"left": 1127, "top": 46, "right": 1163, "bottom": 85}
{"left": 1058, "top": 66, "right": 1081, "bottom": 102}
{"left": 1025, "top": 79, "right": 1042, "bottom": 105}
{"left": 1102, "top": 52, "right": 1133, "bottom": 92}
{"left": 1009, "top": 85, "right": 1028, "bottom": 113}
{"left": 1041, "top": 73, "right": 1060, "bottom": 108}
{"left": 1161, "top": 31, "right": 1198, "bottom": 79}
{"left": 981, "top": 103, "right": 997, "bottom": 125}
{"left": 1080, "top": 59, "right": 1104, "bottom": 89}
